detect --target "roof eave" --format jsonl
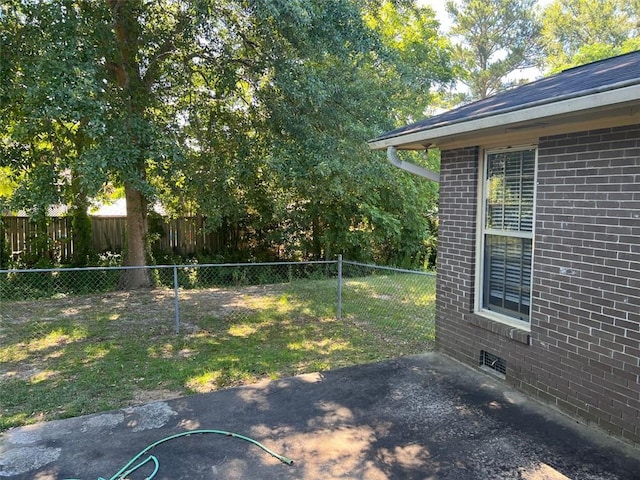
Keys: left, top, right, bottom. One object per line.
{"left": 368, "top": 83, "right": 640, "bottom": 151}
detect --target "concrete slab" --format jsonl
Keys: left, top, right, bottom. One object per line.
{"left": 1, "top": 353, "right": 639, "bottom": 479}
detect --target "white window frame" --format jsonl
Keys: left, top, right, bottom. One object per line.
{"left": 475, "top": 145, "right": 537, "bottom": 331}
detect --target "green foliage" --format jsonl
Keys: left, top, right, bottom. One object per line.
{"left": 0, "top": 219, "right": 9, "bottom": 270}
{"left": 0, "top": 167, "right": 17, "bottom": 198}
{"left": 446, "top": 0, "right": 543, "bottom": 100}
{"left": 364, "top": 1, "right": 453, "bottom": 122}
{"left": 1, "top": 1, "right": 452, "bottom": 270}
{"left": 0, "top": 267, "right": 122, "bottom": 300}
{"left": 170, "top": 0, "right": 451, "bottom": 267}
{"left": 541, "top": 0, "right": 640, "bottom": 72}
{"left": 558, "top": 40, "right": 640, "bottom": 71}
{"left": 70, "top": 207, "right": 94, "bottom": 266}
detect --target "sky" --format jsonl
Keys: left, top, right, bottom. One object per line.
{"left": 417, "top": 0, "right": 450, "bottom": 31}
{"left": 419, "top": 0, "right": 554, "bottom": 32}
{"left": 418, "top": 0, "right": 555, "bottom": 82}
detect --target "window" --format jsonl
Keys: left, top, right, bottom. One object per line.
{"left": 478, "top": 147, "right": 535, "bottom": 325}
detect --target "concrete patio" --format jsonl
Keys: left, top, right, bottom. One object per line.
{"left": 1, "top": 353, "right": 639, "bottom": 479}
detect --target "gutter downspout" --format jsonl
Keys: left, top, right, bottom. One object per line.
{"left": 387, "top": 146, "right": 440, "bottom": 183}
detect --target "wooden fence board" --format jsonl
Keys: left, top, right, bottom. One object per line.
{"left": 92, "top": 217, "right": 126, "bottom": 253}
{"left": 1, "top": 216, "right": 225, "bottom": 263}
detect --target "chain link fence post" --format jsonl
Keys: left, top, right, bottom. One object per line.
{"left": 337, "top": 254, "right": 342, "bottom": 321}
{"left": 173, "top": 265, "right": 180, "bottom": 334}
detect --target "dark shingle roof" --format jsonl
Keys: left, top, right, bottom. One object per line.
{"left": 371, "top": 50, "right": 640, "bottom": 143}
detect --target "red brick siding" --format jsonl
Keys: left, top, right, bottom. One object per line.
{"left": 436, "top": 125, "right": 640, "bottom": 445}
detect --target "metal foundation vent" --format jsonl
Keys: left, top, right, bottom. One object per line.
{"left": 480, "top": 350, "right": 506, "bottom": 378}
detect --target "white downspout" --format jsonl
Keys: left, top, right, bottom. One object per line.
{"left": 386, "top": 146, "right": 440, "bottom": 183}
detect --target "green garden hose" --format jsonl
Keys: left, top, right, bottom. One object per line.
{"left": 63, "top": 429, "right": 294, "bottom": 480}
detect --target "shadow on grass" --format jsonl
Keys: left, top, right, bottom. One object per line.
{"left": 0, "top": 277, "right": 435, "bottom": 431}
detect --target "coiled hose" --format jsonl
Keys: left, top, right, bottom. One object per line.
{"left": 64, "top": 429, "right": 294, "bottom": 480}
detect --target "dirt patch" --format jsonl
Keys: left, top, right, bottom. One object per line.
{"left": 129, "top": 388, "right": 183, "bottom": 406}
{"left": 1, "top": 284, "right": 290, "bottom": 329}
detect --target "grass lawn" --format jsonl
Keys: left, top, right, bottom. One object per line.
{"left": 0, "top": 274, "right": 435, "bottom": 431}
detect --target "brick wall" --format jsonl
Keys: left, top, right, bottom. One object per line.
{"left": 436, "top": 124, "right": 640, "bottom": 445}
{"left": 534, "top": 125, "right": 640, "bottom": 443}
{"left": 436, "top": 146, "right": 478, "bottom": 366}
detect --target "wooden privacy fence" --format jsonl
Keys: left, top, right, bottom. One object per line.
{"left": 0, "top": 215, "right": 225, "bottom": 263}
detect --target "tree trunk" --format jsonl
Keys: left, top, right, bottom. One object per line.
{"left": 107, "top": 0, "right": 152, "bottom": 288}
{"left": 119, "top": 183, "right": 151, "bottom": 288}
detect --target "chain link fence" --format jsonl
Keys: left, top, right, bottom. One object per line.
{"left": 0, "top": 258, "right": 435, "bottom": 429}
{"left": 0, "top": 259, "right": 435, "bottom": 337}
{"left": 340, "top": 261, "right": 436, "bottom": 354}
{"left": 0, "top": 258, "right": 436, "bottom": 357}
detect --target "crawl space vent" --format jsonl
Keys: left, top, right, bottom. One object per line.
{"left": 480, "top": 350, "right": 506, "bottom": 378}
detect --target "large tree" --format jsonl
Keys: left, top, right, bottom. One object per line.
{"left": 541, "top": 0, "right": 640, "bottom": 72}
{"left": 171, "top": 1, "right": 452, "bottom": 264}
{"left": 252, "top": 0, "right": 451, "bottom": 262}
{"left": 1, "top": 0, "right": 452, "bottom": 275}
{"left": 445, "top": 0, "right": 543, "bottom": 100}
{"left": 0, "top": 1, "right": 106, "bottom": 265}
{"left": 1, "top": 0, "right": 182, "bottom": 280}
